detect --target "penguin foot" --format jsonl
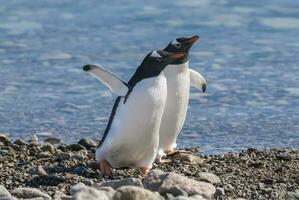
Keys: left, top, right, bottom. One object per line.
{"left": 99, "top": 160, "right": 112, "bottom": 177}
{"left": 139, "top": 167, "right": 149, "bottom": 177}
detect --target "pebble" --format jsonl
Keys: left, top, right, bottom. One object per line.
{"left": 170, "top": 153, "right": 204, "bottom": 165}
{"left": 44, "top": 137, "right": 61, "bottom": 145}
{"left": 158, "top": 172, "right": 215, "bottom": 198}
{"left": 0, "top": 185, "right": 12, "bottom": 198}
{"left": 143, "top": 170, "right": 168, "bottom": 191}
{"left": 113, "top": 186, "right": 163, "bottom": 200}
{"left": 43, "top": 143, "right": 57, "bottom": 155}
{"left": 68, "top": 144, "right": 86, "bottom": 151}
{"left": 77, "top": 138, "right": 97, "bottom": 150}
{"left": 95, "top": 178, "right": 143, "bottom": 190}
{"left": 0, "top": 135, "right": 10, "bottom": 145}
{"left": 30, "top": 135, "right": 38, "bottom": 145}
{"left": 215, "top": 187, "right": 225, "bottom": 196}
{"left": 71, "top": 183, "right": 110, "bottom": 200}
{"left": 56, "top": 152, "right": 72, "bottom": 161}
{"left": 13, "top": 139, "right": 26, "bottom": 146}
{"left": 53, "top": 190, "right": 72, "bottom": 200}
{"left": 276, "top": 152, "right": 292, "bottom": 161}
{"left": 11, "top": 188, "right": 51, "bottom": 200}
{"left": 197, "top": 172, "right": 221, "bottom": 184}
{"left": 37, "top": 165, "right": 48, "bottom": 176}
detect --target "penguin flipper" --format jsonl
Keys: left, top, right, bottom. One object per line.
{"left": 189, "top": 68, "right": 207, "bottom": 93}
{"left": 83, "top": 64, "right": 129, "bottom": 97}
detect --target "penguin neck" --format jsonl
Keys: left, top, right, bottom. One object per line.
{"left": 165, "top": 61, "right": 189, "bottom": 73}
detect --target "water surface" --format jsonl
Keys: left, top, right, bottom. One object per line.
{"left": 0, "top": 0, "right": 299, "bottom": 154}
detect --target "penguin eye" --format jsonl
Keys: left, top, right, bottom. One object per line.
{"left": 157, "top": 57, "right": 163, "bottom": 61}
{"left": 175, "top": 43, "right": 181, "bottom": 48}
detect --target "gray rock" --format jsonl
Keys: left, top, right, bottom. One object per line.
{"left": 82, "top": 179, "right": 94, "bottom": 186}
{"left": 40, "top": 143, "right": 57, "bottom": 155}
{"left": 37, "top": 165, "right": 48, "bottom": 176}
{"left": 173, "top": 195, "right": 206, "bottom": 200}
{"left": 73, "top": 150, "right": 88, "bottom": 160}
{"left": 0, "top": 135, "right": 10, "bottom": 145}
{"left": 68, "top": 144, "right": 86, "bottom": 151}
{"left": 44, "top": 137, "right": 61, "bottom": 144}
{"left": 71, "top": 183, "right": 109, "bottom": 200}
{"left": 197, "top": 172, "right": 221, "bottom": 184}
{"left": 53, "top": 190, "right": 71, "bottom": 200}
{"left": 215, "top": 187, "right": 225, "bottom": 196}
{"left": 170, "top": 153, "right": 204, "bottom": 164}
{"left": 0, "top": 197, "right": 16, "bottom": 200}
{"left": 0, "top": 185, "right": 12, "bottom": 198}
{"left": 78, "top": 138, "right": 97, "bottom": 149}
{"left": 11, "top": 188, "right": 51, "bottom": 200}
{"left": 96, "top": 178, "right": 143, "bottom": 190}
{"left": 13, "top": 139, "right": 26, "bottom": 146}
{"left": 97, "top": 187, "right": 115, "bottom": 199}
{"left": 287, "top": 192, "right": 299, "bottom": 200}
{"left": 56, "top": 152, "right": 72, "bottom": 161}
{"left": 224, "top": 184, "right": 234, "bottom": 192}
{"left": 113, "top": 186, "right": 163, "bottom": 200}
{"left": 30, "top": 135, "right": 38, "bottom": 145}
{"left": 158, "top": 172, "right": 215, "bottom": 198}
{"left": 143, "top": 170, "right": 168, "bottom": 191}
{"left": 276, "top": 152, "right": 292, "bottom": 161}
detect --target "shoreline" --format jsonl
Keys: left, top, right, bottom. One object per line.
{"left": 0, "top": 134, "right": 298, "bottom": 200}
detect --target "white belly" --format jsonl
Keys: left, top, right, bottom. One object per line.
{"left": 158, "top": 62, "right": 190, "bottom": 156}
{"left": 96, "top": 73, "right": 167, "bottom": 169}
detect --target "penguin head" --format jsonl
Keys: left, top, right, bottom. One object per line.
{"left": 128, "top": 50, "right": 185, "bottom": 86}
{"left": 141, "top": 50, "right": 185, "bottom": 72}
{"left": 164, "top": 35, "right": 199, "bottom": 64}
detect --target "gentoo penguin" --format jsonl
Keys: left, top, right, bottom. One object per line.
{"left": 83, "top": 50, "right": 184, "bottom": 176}
{"left": 157, "top": 36, "right": 207, "bottom": 161}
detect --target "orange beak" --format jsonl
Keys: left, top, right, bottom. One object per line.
{"left": 186, "top": 35, "right": 199, "bottom": 44}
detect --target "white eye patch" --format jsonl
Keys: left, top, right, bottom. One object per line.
{"left": 150, "top": 50, "right": 162, "bottom": 58}
{"left": 171, "top": 39, "right": 180, "bottom": 45}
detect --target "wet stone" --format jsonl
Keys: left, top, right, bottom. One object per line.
{"left": 11, "top": 188, "right": 51, "bottom": 200}
{"left": 197, "top": 172, "right": 221, "bottom": 184}
{"left": 276, "top": 152, "right": 292, "bottom": 161}
{"left": 0, "top": 135, "right": 10, "bottom": 145}
{"left": 68, "top": 144, "right": 86, "bottom": 151}
{"left": 0, "top": 185, "right": 12, "bottom": 198}
{"left": 113, "top": 186, "right": 163, "bottom": 200}
{"left": 13, "top": 139, "right": 26, "bottom": 146}
{"left": 30, "top": 135, "right": 38, "bottom": 145}
{"left": 44, "top": 137, "right": 61, "bottom": 145}
{"left": 78, "top": 138, "right": 97, "bottom": 150}
{"left": 40, "top": 143, "right": 57, "bottom": 155}
{"left": 96, "top": 178, "right": 143, "bottom": 190}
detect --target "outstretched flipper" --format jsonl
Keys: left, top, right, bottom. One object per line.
{"left": 83, "top": 64, "right": 130, "bottom": 96}
{"left": 189, "top": 68, "right": 207, "bottom": 93}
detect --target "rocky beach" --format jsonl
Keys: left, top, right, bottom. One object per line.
{"left": 0, "top": 134, "right": 298, "bottom": 200}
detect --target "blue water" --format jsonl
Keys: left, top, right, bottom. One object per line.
{"left": 0, "top": 0, "right": 299, "bottom": 154}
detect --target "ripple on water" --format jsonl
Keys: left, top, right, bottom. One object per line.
{"left": 0, "top": 21, "right": 42, "bottom": 35}
{"left": 259, "top": 17, "right": 299, "bottom": 29}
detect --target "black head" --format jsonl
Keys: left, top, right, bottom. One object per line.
{"left": 128, "top": 50, "right": 185, "bottom": 86}
{"left": 164, "top": 35, "right": 199, "bottom": 64}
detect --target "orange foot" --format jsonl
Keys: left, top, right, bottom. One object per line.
{"left": 140, "top": 167, "right": 149, "bottom": 177}
{"left": 99, "top": 160, "right": 112, "bottom": 177}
